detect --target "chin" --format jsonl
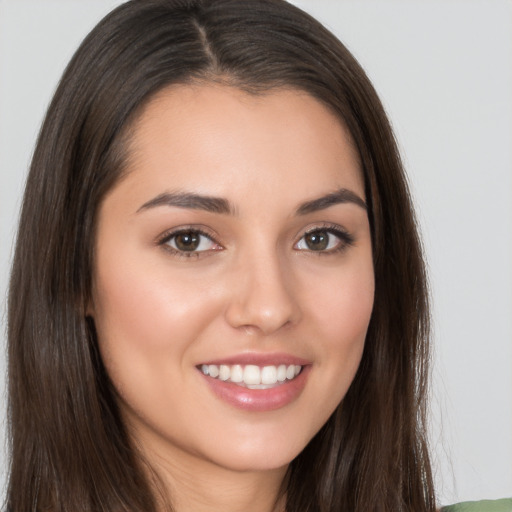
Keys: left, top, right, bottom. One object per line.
{"left": 199, "top": 430, "right": 311, "bottom": 473}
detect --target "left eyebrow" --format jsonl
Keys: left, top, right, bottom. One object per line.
{"left": 295, "top": 188, "right": 367, "bottom": 215}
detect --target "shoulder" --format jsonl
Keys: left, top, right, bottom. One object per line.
{"left": 441, "top": 498, "right": 512, "bottom": 512}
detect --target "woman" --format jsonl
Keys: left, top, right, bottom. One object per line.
{"left": 5, "top": 1, "right": 506, "bottom": 511}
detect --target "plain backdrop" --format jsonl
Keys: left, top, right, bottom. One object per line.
{"left": 0, "top": 0, "right": 511, "bottom": 506}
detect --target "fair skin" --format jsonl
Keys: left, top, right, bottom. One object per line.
{"left": 90, "top": 84, "right": 375, "bottom": 512}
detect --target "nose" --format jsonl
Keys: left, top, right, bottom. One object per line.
{"left": 224, "top": 249, "right": 301, "bottom": 336}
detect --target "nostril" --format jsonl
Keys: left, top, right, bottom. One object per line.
{"left": 225, "top": 299, "right": 296, "bottom": 335}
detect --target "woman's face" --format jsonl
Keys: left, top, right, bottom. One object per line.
{"left": 90, "top": 85, "right": 374, "bottom": 473}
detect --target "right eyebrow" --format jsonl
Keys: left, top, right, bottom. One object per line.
{"left": 136, "top": 191, "right": 237, "bottom": 216}
{"left": 295, "top": 188, "right": 367, "bottom": 215}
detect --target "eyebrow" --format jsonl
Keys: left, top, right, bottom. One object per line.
{"left": 295, "top": 188, "right": 367, "bottom": 215}
{"left": 137, "top": 192, "right": 236, "bottom": 215}
{"left": 137, "top": 188, "right": 366, "bottom": 216}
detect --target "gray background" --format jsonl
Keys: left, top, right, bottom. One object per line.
{"left": 1, "top": 0, "right": 511, "bottom": 505}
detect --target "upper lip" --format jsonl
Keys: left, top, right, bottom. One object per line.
{"left": 197, "top": 352, "right": 311, "bottom": 367}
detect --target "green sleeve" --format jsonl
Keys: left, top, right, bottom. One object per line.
{"left": 442, "top": 498, "right": 512, "bottom": 512}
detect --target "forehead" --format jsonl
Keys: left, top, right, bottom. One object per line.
{"left": 114, "top": 84, "right": 364, "bottom": 209}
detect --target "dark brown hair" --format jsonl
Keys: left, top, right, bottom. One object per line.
{"left": 6, "top": 1, "right": 435, "bottom": 510}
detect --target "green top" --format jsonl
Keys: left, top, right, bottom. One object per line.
{"left": 442, "top": 499, "right": 512, "bottom": 512}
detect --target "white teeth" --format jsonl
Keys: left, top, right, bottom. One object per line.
{"left": 200, "top": 363, "right": 303, "bottom": 387}
{"left": 208, "top": 365, "right": 219, "bottom": 378}
{"left": 261, "top": 365, "right": 277, "bottom": 385}
{"left": 230, "top": 364, "right": 243, "bottom": 383}
{"left": 219, "top": 364, "right": 230, "bottom": 381}
{"left": 243, "top": 365, "right": 261, "bottom": 385}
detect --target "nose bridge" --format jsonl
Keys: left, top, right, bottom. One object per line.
{"left": 225, "top": 240, "right": 299, "bottom": 335}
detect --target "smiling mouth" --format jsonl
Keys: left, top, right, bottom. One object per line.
{"left": 199, "top": 364, "right": 303, "bottom": 389}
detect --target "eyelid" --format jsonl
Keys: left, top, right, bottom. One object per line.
{"left": 294, "top": 222, "right": 355, "bottom": 253}
{"left": 156, "top": 225, "right": 223, "bottom": 257}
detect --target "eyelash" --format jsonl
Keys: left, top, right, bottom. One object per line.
{"left": 156, "top": 223, "right": 355, "bottom": 259}
{"left": 295, "top": 224, "right": 355, "bottom": 255}
{"left": 157, "top": 227, "right": 222, "bottom": 259}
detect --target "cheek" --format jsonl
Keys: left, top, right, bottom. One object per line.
{"left": 94, "top": 248, "right": 210, "bottom": 337}
{"left": 90, "top": 244, "right": 225, "bottom": 388}
{"left": 90, "top": 251, "right": 228, "bottom": 432}
{"left": 311, "top": 259, "right": 374, "bottom": 343}
{"left": 326, "top": 280, "right": 374, "bottom": 345}
{"left": 304, "top": 256, "right": 374, "bottom": 399}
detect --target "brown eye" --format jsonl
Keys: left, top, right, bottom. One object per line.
{"left": 174, "top": 231, "right": 200, "bottom": 251}
{"left": 304, "top": 231, "right": 329, "bottom": 251}
{"left": 163, "top": 230, "right": 218, "bottom": 253}
{"left": 295, "top": 227, "right": 354, "bottom": 253}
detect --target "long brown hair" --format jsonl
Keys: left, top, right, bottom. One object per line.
{"left": 6, "top": 1, "right": 435, "bottom": 510}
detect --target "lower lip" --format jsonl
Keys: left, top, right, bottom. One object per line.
{"left": 199, "top": 366, "right": 311, "bottom": 412}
